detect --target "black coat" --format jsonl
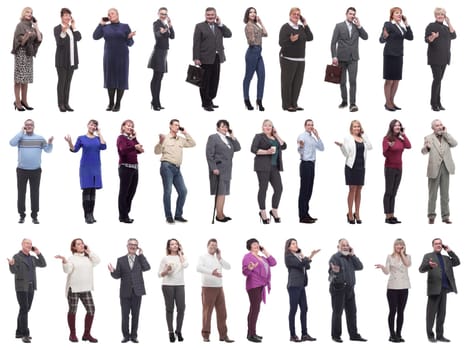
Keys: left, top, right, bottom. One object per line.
{"left": 54, "top": 24, "right": 81, "bottom": 68}
{"left": 425, "top": 21, "right": 456, "bottom": 65}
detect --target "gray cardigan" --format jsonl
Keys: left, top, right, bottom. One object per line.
{"left": 9, "top": 251, "right": 46, "bottom": 292}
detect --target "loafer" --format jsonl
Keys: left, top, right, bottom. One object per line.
{"left": 391, "top": 217, "right": 401, "bottom": 223}
{"left": 203, "top": 106, "right": 214, "bottom": 112}
{"left": 442, "top": 218, "right": 452, "bottom": 224}
{"left": 429, "top": 217, "right": 435, "bottom": 224}
{"left": 119, "top": 217, "right": 134, "bottom": 224}
{"left": 203, "top": 338, "right": 210, "bottom": 342}
{"left": 166, "top": 217, "right": 175, "bottom": 224}
{"left": 299, "top": 217, "right": 316, "bottom": 224}
{"left": 130, "top": 338, "right": 139, "bottom": 343}
{"left": 301, "top": 334, "right": 316, "bottom": 341}
{"left": 332, "top": 337, "right": 343, "bottom": 343}
{"left": 121, "top": 338, "right": 130, "bottom": 343}
{"left": 290, "top": 335, "right": 301, "bottom": 342}
{"left": 338, "top": 101, "right": 348, "bottom": 108}
{"left": 350, "top": 336, "right": 367, "bottom": 342}
{"left": 436, "top": 336, "right": 450, "bottom": 342}
{"left": 247, "top": 335, "right": 261, "bottom": 343}
{"left": 220, "top": 336, "right": 234, "bottom": 343}
{"left": 349, "top": 104, "right": 358, "bottom": 112}
{"left": 174, "top": 217, "right": 188, "bottom": 223}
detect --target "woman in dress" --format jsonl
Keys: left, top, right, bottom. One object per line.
{"left": 206, "top": 119, "right": 241, "bottom": 222}
{"left": 64, "top": 120, "right": 107, "bottom": 224}
{"left": 335, "top": 120, "right": 372, "bottom": 224}
{"left": 11, "top": 7, "right": 42, "bottom": 111}
{"left": 55, "top": 238, "right": 100, "bottom": 343}
{"left": 93, "top": 8, "right": 135, "bottom": 112}
{"left": 148, "top": 7, "right": 174, "bottom": 111}
{"left": 379, "top": 7, "right": 413, "bottom": 111}
{"left": 382, "top": 119, "right": 411, "bottom": 224}
{"left": 284, "top": 238, "right": 319, "bottom": 342}
{"left": 375, "top": 238, "right": 411, "bottom": 343}
{"left": 117, "top": 120, "right": 144, "bottom": 223}
{"left": 242, "top": 238, "right": 276, "bottom": 342}
{"left": 251, "top": 119, "right": 287, "bottom": 224}
{"left": 242, "top": 7, "right": 267, "bottom": 111}
{"left": 158, "top": 238, "right": 188, "bottom": 343}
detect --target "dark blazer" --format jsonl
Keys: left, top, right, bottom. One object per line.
{"left": 193, "top": 21, "right": 232, "bottom": 64}
{"left": 379, "top": 22, "right": 413, "bottom": 56}
{"left": 331, "top": 21, "right": 368, "bottom": 61}
{"left": 110, "top": 254, "right": 151, "bottom": 298}
{"left": 9, "top": 251, "right": 46, "bottom": 292}
{"left": 419, "top": 251, "right": 460, "bottom": 296}
{"left": 148, "top": 19, "right": 175, "bottom": 70}
{"left": 251, "top": 133, "right": 287, "bottom": 172}
{"left": 425, "top": 21, "right": 456, "bottom": 65}
{"left": 285, "top": 253, "right": 310, "bottom": 288}
{"left": 54, "top": 24, "right": 81, "bottom": 68}
{"left": 206, "top": 133, "right": 241, "bottom": 181}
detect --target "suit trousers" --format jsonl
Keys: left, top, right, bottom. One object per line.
{"left": 56, "top": 67, "right": 75, "bottom": 106}
{"left": 430, "top": 64, "right": 447, "bottom": 108}
{"left": 16, "top": 284, "right": 34, "bottom": 337}
{"left": 386, "top": 288, "right": 408, "bottom": 337}
{"left": 426, "top": 289, "right": 448, "bottom": 338}
{"left": 280, "top": 57, "right": 305, "bottom": 109}
{"left": 330, "top": 283, "right": 359, "bottom": 339}
{"left": 383, "top": 167, "right": 402, "bottom": 214}
{"left": 200, "top": 54, "right": 220, "bottom": 107}
{"left": 17, "top": 167, "right": 41, "bottom": 219}
{"left": 287, "top": 286, "right": 308, "bottom": 337}
{"left": 118, "top": 166, "right": 139, "bottom": 220}
{"left": 247, "top": 286, "right": 263, "bottom": 337}
{"left": 120, "top": 290, "right": 142, "bottom": 339}
{"left": 256, "top": 166, "right": 283, "bottom": 210}
{"left": 298, "top": 160, "right": 315, "bottom": 219}
{"left": 339, "top": 60, "right": 358, "bottom": 105}
{"left": 201, "top": 287, "right": 228, "bottom": 339}
{"left": 427, "top": 161, "right": 450, "bottom": 219}
{"left": 243, "top": 46, "right": 265, "bottom": 100}
{"left": 162, "top": 285, "right": 185, "bottom": 333}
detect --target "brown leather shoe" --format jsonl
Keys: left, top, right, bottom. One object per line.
{"left": 442, "top": 218, "right": 452, "bottom": 224}
{"left": 429, "top": 217, "right": 435, "bottom": 224}
{"left": 220, "top": 336, "right": 234, "bottom": 343}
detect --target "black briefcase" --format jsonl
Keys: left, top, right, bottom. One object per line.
{"left": 186, "top": 65, "right": 204, "bottom": 87}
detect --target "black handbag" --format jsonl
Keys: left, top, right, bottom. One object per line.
{"left": 324, "top": 64, "right": 342, "bottom": 84}
{"left": 186, "top": 65, "right": 204, "bottom": 87}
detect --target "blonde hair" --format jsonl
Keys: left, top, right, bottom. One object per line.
{"left": 108, "top": 7, "right": 119, "bottom": 19}
{"left": 289, "top": 7, "right": 300, "bottom": 16}
{"left": 262, "top": 119, "right": 274, "bottom": 136}
{"left": 349, "top": 120, "right": 362, "bottom": 135}
{"left": 434, "top": 7, "right": 446, "bottom": 16}
{"left": 20, "top": 7, "right": 33, "bottom": 20}
{"left": 392, "top": 238, "right": 406, "bottom": 256}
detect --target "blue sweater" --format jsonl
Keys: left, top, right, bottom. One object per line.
{"left": 10, "top": 132, "right": 53, "bottom": 170}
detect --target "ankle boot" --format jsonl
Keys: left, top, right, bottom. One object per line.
{"left": 68, "top": 313, "right": 78, "bottom": 342}
{"left": 106, "top": 88, "right": 116, "bottom": 111}
{"left": 82, "top": 314, "right": 98, "bottom": 343}
{"left": 256, "top": 99, "right": 265, "bottom": 111}
{"left": 244, "top": 99, "right": 254, "bottom": 110}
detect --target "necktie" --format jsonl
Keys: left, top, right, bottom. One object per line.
{"left": 129, "top": 255, "right": 135, "bottom": 270}
{"left": 210, "top": 24, "right": 215, "bottom": 34}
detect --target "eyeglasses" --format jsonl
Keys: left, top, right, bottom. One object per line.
{"left": 128, "top": 243, "right": 138, "bottom": 247}
{"left": 160, "top": 13, "right": 168, "bottom": 16}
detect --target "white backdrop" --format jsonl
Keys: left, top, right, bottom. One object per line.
{"left": 1, "top": 0, "right": 465, "bottom": 349}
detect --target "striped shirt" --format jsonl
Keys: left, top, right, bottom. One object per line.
{"left": 9, "top": 132, "right": 53, "bottom": 170}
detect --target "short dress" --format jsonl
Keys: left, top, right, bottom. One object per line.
{"left": 345, "top": 141, "right": 365, "bottom": 186}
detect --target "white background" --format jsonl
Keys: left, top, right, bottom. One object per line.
{"left": 1, "top": 0, "right": 465, "bottom": 349}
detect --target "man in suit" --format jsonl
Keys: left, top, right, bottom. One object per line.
{"left": 8, "top": 239, "right": 46, "bottom": 343}
{"left": 109, "top": 238, "right": 151, "bottom": 343}
{"left": 421, "top": 119, "right": 457, "bottom": 224}
{"left": 419, "top": 238, "right": 460, "bottom": 342}
{"left": 193, "top": 7, "right": 232, "bottom": 111}
{"left": 328, "top": 238, "right": 366, "bottom": 343}
{"left": 330, "top": 7, "right": 368, "bottom": 112}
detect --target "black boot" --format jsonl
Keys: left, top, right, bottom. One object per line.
{"left": 244, "top": 99, "right": 254, "bottom": 110}
{"left": 106, "top": 88, "right": 116, "bottom": 111}
{"left": 256, "top": 99, "right": 265, "bottom": 111}
{"left": 113, "top": 89, "right": 124, "bottom": 112}
{"left": 82, "top": 192, "right": 94, "bottom": 224}
{"left": 90, "top": 190, "right": 97, "bottom": 223}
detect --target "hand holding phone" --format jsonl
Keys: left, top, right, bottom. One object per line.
{"left": 31, "top": 16, "right": 37, "bottom": 24}
{"left": 178, "top": 126, "right": 185, "bottom": 132}
{"left": 102, "top": 17, "right": 109, "bottom": 22}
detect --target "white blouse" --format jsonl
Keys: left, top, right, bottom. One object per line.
{"left": 384, "top": 254, "right": 411, "bottom": 290}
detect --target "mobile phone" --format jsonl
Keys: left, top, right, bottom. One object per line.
{"left": 102, "top": 17, "right": 109, "bottom": 22}
{"left": 442, "top": 126, "right": 446, "bottom": 131}
{"left": 228, "top": 128, "right": 233, "bottom": 134}
{"left": 179, "top": 126, "right": 185, "bottom": 132}
{"left": 259, "top": 245, "right": 264, "bottom": 252}
{"left": 31, "top": 16, "right": 37, "bottom": 23}
{"left": 401, "top": 15, "right": 406, "bottom": 22}
{"left": 299, "top": 15, "right": 304, "bottom": 22}
{"left": 442, "top": 244, "right": 447, "bottom": 249}
{"left": 216, "top": 248, "right": 220, "bottom": 254}
{"left": 84, "top": 245, "right": 88, "bottom": 250}
{"left": 31, "top": 246, "right": 36, "bottom": 252}
{"left": 296, "top": 248, "right": 302, "bottom": 254}
{"left": 400, "top": 127, "right": 405, "bottom": 132}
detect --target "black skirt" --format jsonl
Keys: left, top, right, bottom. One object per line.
{"left": 383, "top": 55, "right": 403, "bottom": 80}
{"left": 345, "top": 165, "right": 365, "bottom": 186}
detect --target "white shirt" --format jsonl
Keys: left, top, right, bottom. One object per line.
{"left": 60, "top": 25, "right": 75, "bottom": 66}
{"left": 158, "top": 255, "right": 188, "bottom": 286}
{"left": 63, "top": 252, "right": 100, "bottom": 296}
{"left": 196, "top": 253, "right": 231, "bottom": 287}
{"left": 384, "top": 254, "right": 411, "bottom": 289}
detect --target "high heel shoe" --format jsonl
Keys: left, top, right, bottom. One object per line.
{"left": 353, "top": 213, "right": 362, "bottom": 224}
{"left": 269, "top": 210, "right": 281, "bottom": 223}
{"left": 244, "top": 99, "right": 254, "bottom": 110}
{"left": 258, "top": 212, "right": 270, "bottom": 224}
{"left": 14, "top": 102, "right": 25, "bottom": 111}
{"left": 347, "top": 214, "right": 355, "bottom": 224}
{"left": 175, "top": 331, "right": 184, "bottom": 342}
{"left": 169, "top": 332, "right": 175, "bottom": 343}
{"left": 21, "top": 101, "right": 34, "bottom": 110}
{"left": 256, "top": 99, "right": 265, "bottom": 111}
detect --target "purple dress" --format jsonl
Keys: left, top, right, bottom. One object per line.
{"left": 72, "top": 135, "right": 107, "bottom": 189}
{"left": 93, "top": 22, "right": 134, "bottom": 89}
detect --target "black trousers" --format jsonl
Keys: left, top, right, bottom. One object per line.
{"left": 280, "top": 57, "right": 305, "bottom": 109}
{"left": 118, "top": 166, "right": 138, "bottom": 220}
{"left": 150, "top": 70, "right": 164, "bottom": 107}
{"left": 387, "top": 288, "right": 408, "bottom": 337}
{"left": 430, "top": 64, "right": 447, "bottom": 108}
{"left": 256, "top": 167, "right": 283, "bottom": 210}
{"left": 288, "top": 286, "right": 308, "bottom": 337}
{"left": 16, "top": 284, "right": 34, "bottom": 337}
{"left": 17, "top": 167, "right": 41, "bottom": 218}
{"left": 298, "top": 161, "right": 315, "bottom": 219}
{"left": 426, "top": 289, "right": 448, "bottom": 338}
{"left": 200, "top": 54, "right": 220, "bottom": 107}
{"left": 383, "top": 167, "right": 402, "bottom": 214}
{"left": 121, "top": 290, "right": 142, "bottom": 339}
{"left": 56, "top": 67, "right": 75, "bottom": 106}
{"left": 330, "top": 283, "right": 359, "bottom": 339}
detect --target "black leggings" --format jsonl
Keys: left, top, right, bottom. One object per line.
{"left": 386, "top": 288, "right": 408, "bottom": 337}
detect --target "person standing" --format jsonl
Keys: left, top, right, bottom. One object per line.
{"left": 54, "top": 7, "right": 81, "bottom": 112}
{"left": 196, "top": 239, "right": 234, "bottom": 343}
{"left": 10, "top": 119, "right": 53, "bottom": 224}
{"left": 297, "top": 119, "right": 324, "bottom": 223}
{"left": 65, "top": 120, "right": 107, "bottom": 224}
{"left": 8, "top": 239, "right": 46, "bottom": 343}
{"left": 279, "top": 7, "right": 313, "bottom": 112}
{"left": 193, "top": 7, "right": 232, "bottom": 111}
{"left": 419, "top": 238, "right": 460, "bottom": 342}
{"left": 330, "top": 7, "right": 368, "bottom": 112}
{"left": 421, "top": 119, "right": 457, "bottom": 224}
{"left": 425, "top": 8, "right": 456, "bottom": 111}
{"left": 328, "top": 238, "right": 366, "bottom": 343}
{"left": 148, "top": 7, "right": 174, "bottom": 111}
{"left": 109, "top": 238, "right": 151, "bottom": 343}
{"left": 155, "top": 119, "right": 196, "bottom": 224}
{"left": 93, "top": 8, "right": 135, "bottom": 112}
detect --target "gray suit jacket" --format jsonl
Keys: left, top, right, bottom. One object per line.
{"left": 193, "top": 22, "right": 232, "bottom": 64}
{"left": 331, "top": 21, "right": 368, "bottom": 61}
{"left": 419, "top": 251, "right": 460, "bottom": 295}
{"left": 251, "top": 133, "right": 287, "bottom": 172}
{"left": 111, "top": 254, "right": 151, "bottom": 298}
{"left": 206, "top": 133, "right": 241, "bottom": 181}
{"left": 285, "top": 253, "right": 310, "bottom": 288}
{"left": 9, "top": 251, "right": 46, "bottom": 292}
{"left": 422, "top": 132, "right": 457, "bottom": 178}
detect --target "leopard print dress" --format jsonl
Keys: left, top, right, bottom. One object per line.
{"left": 14, "top": 47, "right": 33, "bottom": 84}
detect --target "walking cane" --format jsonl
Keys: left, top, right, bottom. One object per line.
{"left": 211, "top": 174, "right": 220, "bottom": 224}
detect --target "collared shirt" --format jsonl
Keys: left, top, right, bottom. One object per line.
{"left": 154, "top": 133, "right": 196, "bottom": 166}
{"left": 217, "top": 131, "right": 230, "bottom": 148}
{"left": 346, "top": 20, "right": 352, "bottom": 35}
{"left": 128, "top": 254, "right": 135, "bottom": 270}
{"left": 297, "top": 131, "right": 324, "bottom": 161}
{"left": 60, "top": 25, "right": 75, "bottom": 66}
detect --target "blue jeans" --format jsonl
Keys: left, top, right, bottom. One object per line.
{"left": 288, "top": 286, "right": 308, "bottom": 337}
{"left": 243, "top": 46, "right": 265, "bottom": 100}
{"left": 160, "top": 161, "right": 187, "bottom": 218}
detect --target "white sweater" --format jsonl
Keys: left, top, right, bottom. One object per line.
{"left": 196, "top": 253, "right": 231, "bottom": 287}
{"left": 159, "top": 255, "right": 189, "bottom": 286}
{"left": 63, "top": 252, "right": 100, "bottom": 296}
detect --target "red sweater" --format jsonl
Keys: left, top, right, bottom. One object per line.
{"left": 382, "top": 135, "right": 411, "bottom": 169}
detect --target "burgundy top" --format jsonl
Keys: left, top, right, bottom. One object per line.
{"left": 117, "top": 134, "right": 141, "bottom": 165}
{"left": 382, "top": 135, "right": 411, "bottom": 169}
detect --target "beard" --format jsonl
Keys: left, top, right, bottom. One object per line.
{"left": 340, "top": 250, "right": 350, "bottom": 256}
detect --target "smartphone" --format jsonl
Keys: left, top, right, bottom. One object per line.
{"left": 84, "top": 245, "right": 88, "bottom": 250}
{"left": 400, "top": 127, "right": 405, "bottom": 132}
{"left": 31, "top": 16, "right": 37, "bottom": 23}
{"left": 442, "top": 244, "right": 447, "bottom": 249}
{"left": 31, "top": 246, "right": 36, "bottom": 252}
{"left": 259, "top": 245, "right": 264, "bottom": 252}
{"left": 228, "top": 128, "right": 233, "bottom": 134}
{"left": 401, "top": 15, "right": 406, "bottom": 22}
{"left": 296, "top": 248, "right": 302, "bottom": 254}
{"left": 299, "top": 15, "right": 304, "bottom": 22}
{"left": 179, "top": 126, "right": 185, "bottom": 132}
{"left": 349, "top": 247, "right": 353, "bottom": 254}
{"left": 102, "top": 17, "right": 109, "bottom": 22}
{"left": 442, "top": 126, "right": 446, "bottom": 131}
{"left": 216, "top": 248, "right": 220, "bottom": 254}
